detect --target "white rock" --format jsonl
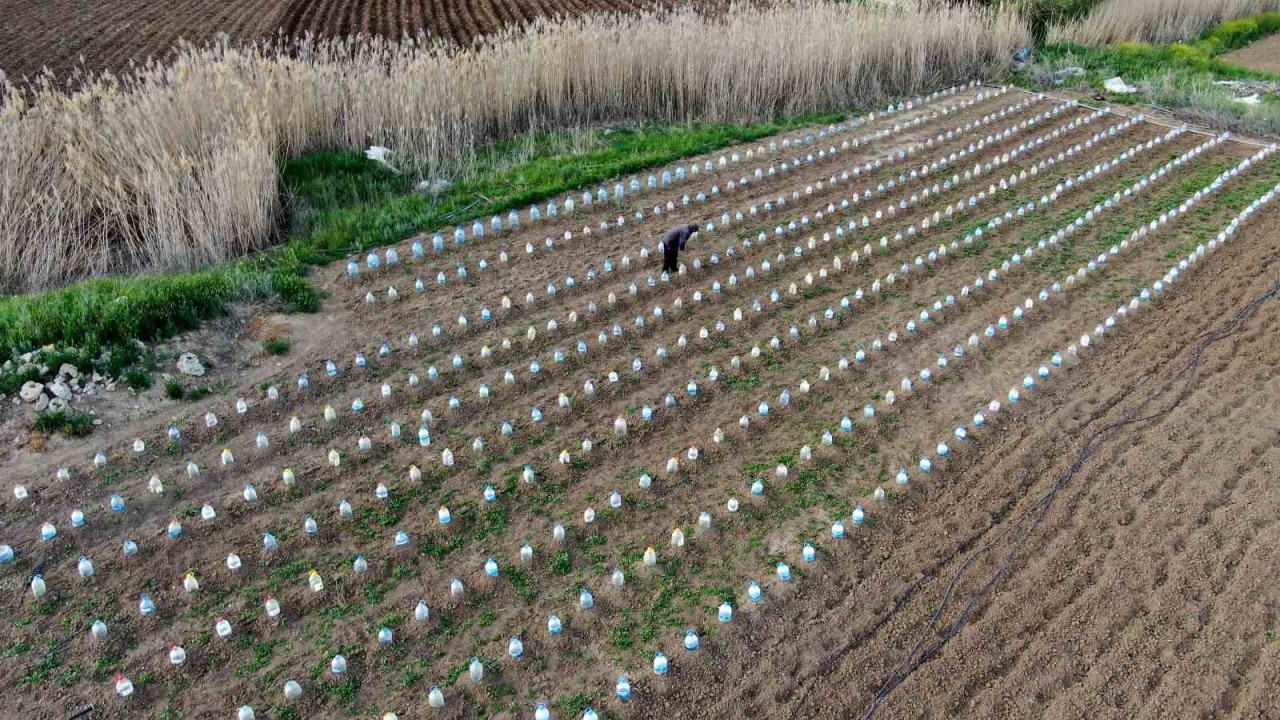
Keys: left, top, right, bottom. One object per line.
{"left": 48, "top": 397, "right": 68, "bottom": 413}
{"left": 19, "top": 381, "right": 43, "bottom": 403}
{"left": 34, "top": 393, "right": 49, "bottom": 412}
{"left": 176, "top": 353, "right": 205, "bottom": 377}
{"left": 58, "top": 363, "right": 80, "bottom": 379}
{"left": 49, "top": 382, "right": 72, "bottom": 400}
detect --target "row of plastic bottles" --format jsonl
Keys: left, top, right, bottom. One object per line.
{"left": 344, "top": 84, "right": 974, "bottom": 281}
{"left": 35, "top": 99, "right": 1034, "bottom": 498}
{"left": 30, "top": 89, "right": 1004, "bottom": 497}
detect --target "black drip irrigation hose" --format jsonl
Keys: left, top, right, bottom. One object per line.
{"left": 789, "top": 276, "right": 1280, "bottom": 720}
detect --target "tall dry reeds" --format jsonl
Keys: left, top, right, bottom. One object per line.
{"left": 0, "top": 0, "right": 1027, "bottom": 293}
{"left": 1052, "top": 0, "right": 1280, "bottom": 46}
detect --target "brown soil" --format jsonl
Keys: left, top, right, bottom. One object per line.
{"left": 1222, "top": 32, "right": 1280, "bottom": 75}
{"left": 3, "top": 88, "right": 1280, "bottom": 720}
{"left": 0, "top": 0, "right": 715, "bottom": 84}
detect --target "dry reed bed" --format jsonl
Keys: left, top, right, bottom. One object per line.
{"left": 0, "top": 1, "right": 1027, "bottom": 293}
{"left": 1052, "top": 0, "right": 1280, "bottom": 46}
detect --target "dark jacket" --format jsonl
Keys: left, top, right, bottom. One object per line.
{"left": 660, "top": 223, "right": 698, "bottom": 253}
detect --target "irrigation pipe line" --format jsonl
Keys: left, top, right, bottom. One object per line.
{"left": 828, "top": 275, "right": 1280, "bottom": 720}
{"left": 995, "top": 83, "right": 1275, "bottom": 148}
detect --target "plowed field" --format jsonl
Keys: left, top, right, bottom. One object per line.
{"left": 0, "top": 0, "right": 699, "bottom": 83}
{"left": 4, "top": 84, "right": 1280, "bottom": 720}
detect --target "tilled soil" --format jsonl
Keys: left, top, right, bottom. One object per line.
{"left": 644, "top": 180, "right": 1280, "bottom": 720}
{"left": 1222, "top": 32, "right": 1280, "bottom": 75}
{"left": 0, "top": 0, "right": 702, "bottom": 83}
{"left": 3, "top": 87, "right": 1280, "bottom": 720}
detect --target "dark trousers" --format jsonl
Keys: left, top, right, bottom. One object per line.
{"left": 662, "top": 244, "right": 679, "bottom": 273}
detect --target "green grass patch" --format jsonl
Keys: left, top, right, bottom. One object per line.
{"left": 122, "top": 367, "right": 152, "bottom": 391}
{"left": 1019, "top": 12, "right": 1280, "bottom": 135}
{"left": 263, "top": 336, "right": 292, "bottom": 356}
{"left": 32, "top": 409, "right": 94, "bottom": 438}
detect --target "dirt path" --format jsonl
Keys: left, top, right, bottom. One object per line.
{"left": 1222, "top": 32, "right": 1280, "bottom": 74}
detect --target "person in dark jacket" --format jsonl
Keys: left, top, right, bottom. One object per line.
{"left": 660, "top": 223, "right": 698, "bottom": 274}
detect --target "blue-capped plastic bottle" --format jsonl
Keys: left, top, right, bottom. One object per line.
{"left": 718, "top": 602, "right": 733, "bottom": 623}
{"left": 684, "top": 629, "right": 699, "bottom": 651}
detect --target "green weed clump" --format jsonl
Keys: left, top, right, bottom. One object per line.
{"left": 263, "top": 336, "right": 292, "bottom": 356}
{"left": 33, "top": 410, "right": 95, "bottom": 438}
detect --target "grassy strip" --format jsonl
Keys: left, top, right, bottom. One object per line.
{"left": 1017, "top": 12, "right": 1280, "bottom": 134}
{"left": 0, "top": 113, "right": 841, "bottom": 388}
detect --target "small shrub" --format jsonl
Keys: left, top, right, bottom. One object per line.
{"left": 164, "top": 379, "right": 184, "bottom": 400}
{"left": 122, "top": 368, "right": 152, "bottom": 391}
{"left": 187, "top": 386, "right": 212, "bottom": 402}
{"left": 263, "top": 336, "right": 291, "bottom": 356}
{"left": 33, "top": 410, "right": 94, "bottom": 438}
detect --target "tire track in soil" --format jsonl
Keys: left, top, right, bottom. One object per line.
{"left": 839, "top": 226, "right": 1280, "bottom": 712}
{"left": 941, "top": 197, "right": 1280, "bottom": 717}
{"left": 943, "top": 387, "right": 1276, "bottom": 718}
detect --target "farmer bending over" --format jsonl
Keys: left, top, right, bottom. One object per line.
{"left": 660, "top": 223, "right": 699, "bottom": 275}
